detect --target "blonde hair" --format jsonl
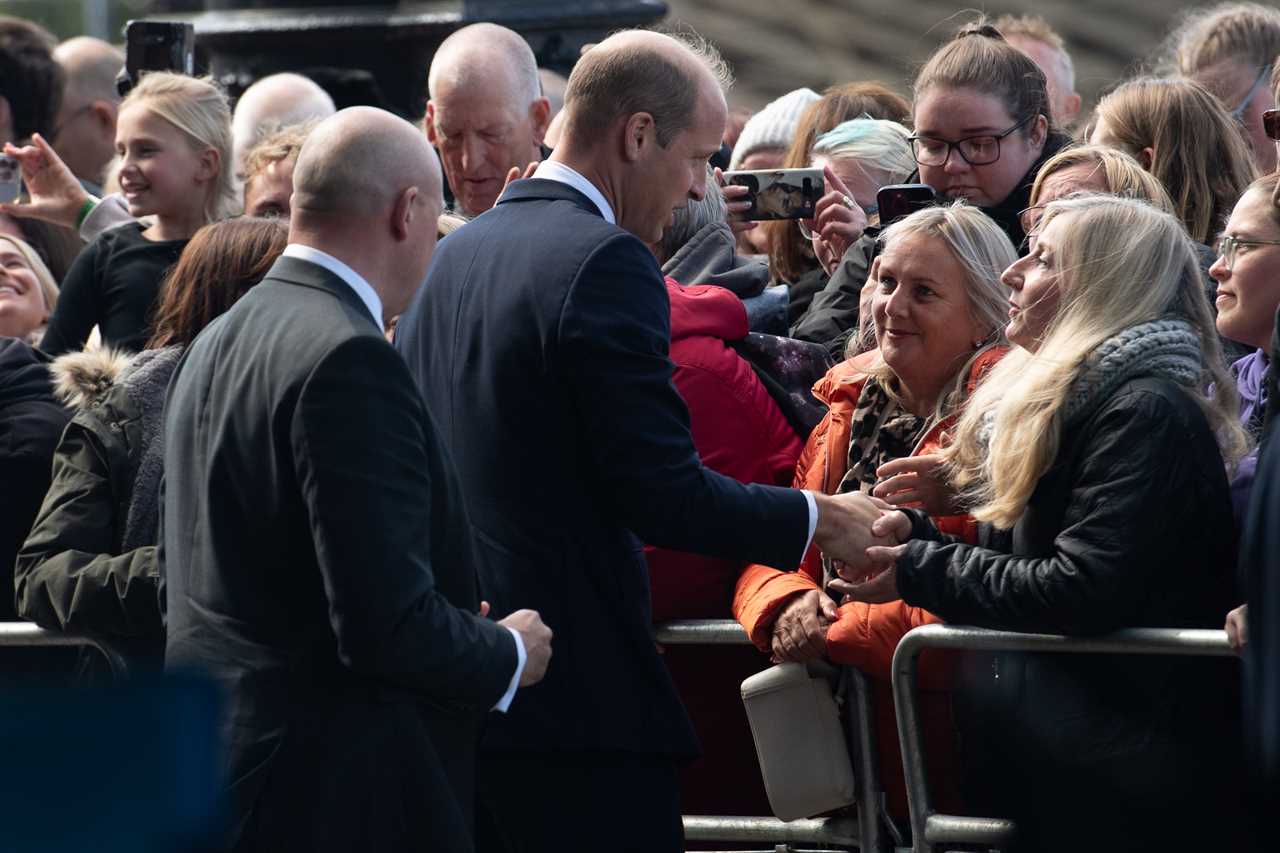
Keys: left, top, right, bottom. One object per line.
{"left": 944, "top": 195, "right": 1248, "bottom": 528}
{"left": 1090, "top": 77, "right": 1256, "bottom": 244}
{"left": 860, "top": 201, "right": 1016, "bottom": 423}
{"left": 243, "top": 119, "right": 315, "bottom": 188}
{"left": 0, "top": 234, "right": 59, "bottom": 345}
{"left": 1166, "top": 2, "right": 1280, "bottom": 75}
{"left": 120, "top": 72, "right": 237, "bottom": 223}
{"left": 1030, "top": 145, "right": 1176, "bottom": 213}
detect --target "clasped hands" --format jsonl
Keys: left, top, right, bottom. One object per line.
{"left": 773, "top": 492, "right": 911, "bottom": 663}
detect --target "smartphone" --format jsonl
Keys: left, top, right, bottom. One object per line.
{"left": 0, "top": 155, "right": 19, "bottom": 205}
{"left": 121, "top": 21, "right": 195, "bottom": 95}
{"left": 876, "top": 183, "right": 937, "bottom": 226}
{"left": 722, "top": 167, "right": 824, "bottom": 220}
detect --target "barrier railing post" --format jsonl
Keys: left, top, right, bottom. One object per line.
{"left": 891, "top": 624, "right": 1235, "bottom": 853}
{"left": 0, "top": 622, "right": 133, "bottom": 680}
{"left": 656, "top": 619, "right": 901, "bottom": 850}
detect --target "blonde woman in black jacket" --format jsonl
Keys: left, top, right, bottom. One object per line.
{"left": 841, "top": 195, "right": 1250, "bottom": 852}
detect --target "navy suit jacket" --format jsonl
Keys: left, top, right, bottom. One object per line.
{"left": 396, "top": 179, "right": 809, "bottom": 757}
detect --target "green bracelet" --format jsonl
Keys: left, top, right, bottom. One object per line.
{"left": 74, "top": 196, "right": 98, "bottom": 229}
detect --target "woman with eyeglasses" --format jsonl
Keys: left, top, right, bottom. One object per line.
{"left": 1165, "top": 1, "right": 1280, "bottom": 173}
{"left": 1210, "top": 172, "right": 1280, "bottom": 658}
{"left": 839, "top": 196, "right": 1249, "bottom": 852}
{"left": 906, "top": 21, "right": 1071, "bottom": 249}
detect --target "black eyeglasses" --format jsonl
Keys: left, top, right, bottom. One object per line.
{"left": 908, "top": 116, "right": 1033, "bottom": 167}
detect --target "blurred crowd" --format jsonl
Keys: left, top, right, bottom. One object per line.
{"left": 0, "top": 3, "right": 1278, "bottom": 851}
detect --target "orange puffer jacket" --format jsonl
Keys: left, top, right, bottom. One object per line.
{"left": 732, "top": 346, "right": 1006, "bottom": 818}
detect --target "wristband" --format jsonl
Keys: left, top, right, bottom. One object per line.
{"left": 74, "top": 196, "right": 98, "bottom": 230}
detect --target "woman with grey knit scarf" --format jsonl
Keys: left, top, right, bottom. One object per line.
{"left": 834, "top": 196, "right": 1252, "bottom": 851}
{"left": 14, "top": 218, "right": 288, "bottom": 665}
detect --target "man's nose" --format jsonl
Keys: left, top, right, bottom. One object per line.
{"left": 460, "top": 135, "right": 484, "bottom": 173}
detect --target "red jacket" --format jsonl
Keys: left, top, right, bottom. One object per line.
{"left": 646, "top": 280, "right": 804, "bottom": 622}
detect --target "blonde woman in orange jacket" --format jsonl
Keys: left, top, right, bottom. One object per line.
{"left": 733, "top": 202, "right": 1014, "bottom": 817}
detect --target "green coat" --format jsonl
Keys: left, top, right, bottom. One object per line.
{"left": 14, "top": 347, "right": 169, "bottom": 651}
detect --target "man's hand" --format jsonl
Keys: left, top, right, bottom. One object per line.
{"left": 0, "top": 133, "right": 92, "bottom": 228}
{"left": 498, "top": 609, "right": 553, "bottom": 686}
{"left": 771, "top": 589, "right": 838, "bottom": 663}
{"left": 826, "top": 510, "right": 911, "bottom": 604}
{"left": 1225, "top": 604, "right": 1248, "bottom": 652}
{"left": 872, "top": 453, "right": 960, "bottom": 515}
{"left": 811, "top": 491, "right": 900, "bottom": 576}
{"left": 502, "top": 161, "right": 540, "bottom": 194}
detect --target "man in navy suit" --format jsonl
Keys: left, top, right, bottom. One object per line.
{"left": 396, "top": 30, "right": 890, "bottom": 852}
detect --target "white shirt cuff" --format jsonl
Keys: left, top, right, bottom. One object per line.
{"left": 801, "top": 490, "right": 819, "bottom": 564}
{"left": 492, "top": 625, "right": 526, "bottom": 713}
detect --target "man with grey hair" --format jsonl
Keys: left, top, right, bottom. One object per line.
{"left": 50, "top": 36, "right": 122, "bottom": 192}
{"left": 162, "top": 106, "right": 551, "bottom": 853}
{"left": 398, "top": 29, "right": 896, "bottom": 852}
{"left": 425, "top": 22, "right": 550, "bottom": 216}
{"left": 230, "top": 71, "right": 335, "bottom": 176}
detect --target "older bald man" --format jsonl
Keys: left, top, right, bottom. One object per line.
{"left": 425, "top": 22, "right": 550, "bottom": 217}
{"left": 162, "top": 106, "right": 550, "bottom": 853}
{"left": 50, "top": 37, "right": 122, "bottom": 192}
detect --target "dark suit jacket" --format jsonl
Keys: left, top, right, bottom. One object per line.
{"left": 396, "top": 179, "right": 809, "bottom": 758}
{"left": 161, "top": 255, "right": 517, "bottom": 851}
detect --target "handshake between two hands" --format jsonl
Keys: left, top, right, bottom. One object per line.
{"left": 771, "top": 492, "right": 911, "bottom": 663}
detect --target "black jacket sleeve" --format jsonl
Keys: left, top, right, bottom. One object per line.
{"left": 40, "top": 237, "right": 103, "bottom": 357}
{"left": 790, "top": 234, "right": 875, "bottom": 352}
{"left": 292, "top": 336, "right": 517, "bottom": 708}
{"left": 558, "top": 234, "right": 810, "bottom": 570}
{"left": 898, "top": 385, "right": 1228, "bottom": 634}
{"left": 14, "top": 417, "right": 162, "bottom": 640}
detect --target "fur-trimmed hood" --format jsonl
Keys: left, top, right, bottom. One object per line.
{"left": 50, "top": 347, "right": 133, "bottom": 410}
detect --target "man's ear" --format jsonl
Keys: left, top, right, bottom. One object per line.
{"left": 90, "top": 100, "right": 117, "bottom": 136}
{"left": 424, "top": 102, "right": 438, "bottom": 146}
{"left": 1062, "top": 92, "right": 1083, "bottom": 125}
{"left": 622, "top": 112, "right": 655, "bottom": 163}
{"left": 529, "top": 97, "right": 551, "bottom": 146}
{"left": 392, "top": 185, "right": 418, "bottom": 241}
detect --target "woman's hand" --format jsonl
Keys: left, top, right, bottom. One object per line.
{"left": 1225, "top": 604, "right": 1248, "bottom": 651}
{"left": 770, "top": 588, "right": 838, "bottom": 663}
{"left": 803, "top": 164, "right": 867, "bottom": 275}
{"left": 872, "top": 453, "right": 961, "bottom": 515}
{"left": 0, "top": 133, "right": 92, "bottom": 229}
{"left": 714, "top": 166, "right": 758, "bottom": 239}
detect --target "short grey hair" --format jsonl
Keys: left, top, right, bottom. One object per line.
{"left": 810, "top": 118, "right": 915, "bottom": 188}
{"left": 658, "top": 165, "right": 726, "bottom": 261}
{"left": 428, "top": 22, "right": 541, "bottom": 109}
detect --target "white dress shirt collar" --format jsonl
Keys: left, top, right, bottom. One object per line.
{"left": 532, "top": 160, "right": 616, "bottom": 224}
{"left": 282, "top": 243, "right": 384, "bottom": 328}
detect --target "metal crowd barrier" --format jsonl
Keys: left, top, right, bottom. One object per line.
{"left": 0, "top": 622, "right": 132, "bottom": 680}
{"left": 656, "top": 619, "right": 899, "bottom": 852}
{"left": 890, "top": 624, "right": 1236, "bottom": 853}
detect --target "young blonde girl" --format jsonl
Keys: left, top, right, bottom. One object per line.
{"left": 39, "top": 72, "right": 234, "bottom": 355}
